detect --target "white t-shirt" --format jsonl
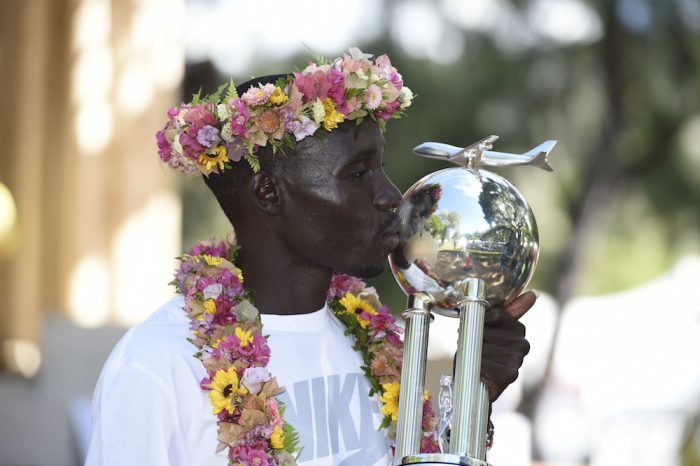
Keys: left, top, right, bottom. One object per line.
{"left": 86, "top": 296, "right": 392, "bottom": 466}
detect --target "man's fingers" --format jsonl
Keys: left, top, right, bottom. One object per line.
{"left": 503, "top": 290, "right": 537, "bottom": 320}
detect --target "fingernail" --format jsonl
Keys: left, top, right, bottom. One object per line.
{"left": 527, "top": 289, "right": 540, "bottom": 299}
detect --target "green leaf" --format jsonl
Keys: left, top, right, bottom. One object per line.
{"left": 244, "top": 153, "right": 261, "bottom": 172}
{"left": 208, "top": 81, "right": 227, "bottom": 104}
{"left": 224, "top": 78, "right": 238, "bottom": 101}
{"left": 190, "top": 87, "right": 203, "bottom": 105}
{"left": 275, "top": 76, "right": 289, "bottom": 89}
{"left": 304, "top": 44, "right": 331, "bottom": 65}
{"left": 379, "top": 415, "right": 392, "bottom": 430}
{"left": 283, "top": 422, "right": 302, "bottom": 453}
{"left": 283, "top": 132, "right": 295, "bottom": 150}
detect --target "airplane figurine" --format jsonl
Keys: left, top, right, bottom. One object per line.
{"left": 413, "top": 135, "right": 556, "bottom": 172}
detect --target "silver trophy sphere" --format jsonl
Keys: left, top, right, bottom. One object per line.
{"left": 388, "top": 136, "right": 556, "bottom": 466}
{"left": 389, "top": 166, "right": 539, "bottom": 313}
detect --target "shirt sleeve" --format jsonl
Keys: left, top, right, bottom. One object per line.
{"left": 85, "top": 361, "right": 177, "bottom": 466}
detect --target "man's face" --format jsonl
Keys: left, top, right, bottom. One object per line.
{"left": 275, "top": 120, "right": 402, "bottom": 277}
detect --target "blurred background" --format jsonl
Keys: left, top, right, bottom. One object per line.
{"left": 1, "top": 0, "right": 699, "bottom": 465}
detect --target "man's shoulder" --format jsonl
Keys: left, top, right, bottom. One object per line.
{"left": 103, "top": 295, "right": 195, "bottom": 376}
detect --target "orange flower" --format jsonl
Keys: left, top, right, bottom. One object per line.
{"left": 257, "top": 110, "right": 281, "bottom": 134}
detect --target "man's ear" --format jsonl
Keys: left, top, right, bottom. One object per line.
{"left": 251, "top": 171, "right": 283, "bottom": 215}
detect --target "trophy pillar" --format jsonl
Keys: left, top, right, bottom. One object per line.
{"left": 395, "top": 292, "right": 434, "bottom": 464}
{"left": 449, "top": 278, "right": 489, "bottom": 460}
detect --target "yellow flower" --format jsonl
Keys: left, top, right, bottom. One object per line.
{"left": 270, "top": 425, "right": 285, "bottom": 449}
{"left": 322, "top": 98, "right": 344, "bottom": 130}
{"left": 379, "top": 382, "right": 400, "bottom": 421}
{"left": 235, "top": 327, "right": 253, "bottom": 346}
{"left": 209, "top": 367, "right": 248, "bottom": 415}
{"left": 338, "top": 293, "right": 377, "bottom": 329}
{"left": 234, "top": 267, "right": 244, "bottom": 282}
{"left": 202, "top": 254, "right": 223, "bottom": 266}
{"left": 198, "top": 145, "right": 229, "bottom": 171}
{"left": 269, "top": 86, "right": 288, "bottom": 105}
{"left": 203, "top": 299, "right": 217, "bottom": 315}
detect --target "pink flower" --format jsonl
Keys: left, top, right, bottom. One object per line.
{"left": 230, "top": 100, "right": 250, "bottom": 137}
{"left": 293, "top": 70, "right": 333, "bottom": 102}
{"left": 218, "top": 333, "right": 270, "bottom": 366}
{"left": 179, "top": 103, "right": 217, "bottom": 158}
{"left": 166, "top": 106, "right": 180, "bottom": 118}
{"left": 241, "top": 83, "right": 275, "bottom": 106}
{"left": 389, "top": 70, "right": 404, "bottom": 90}
{"left": 326, "top": 274, "right": 367, "bottom": 300}
{"left": 422, "top": 396, "right": 438, "bottom": 432}
{"left": 420, "top": 434, "right": 440, "bottom": 454}
{"left": 266, "top": 397, "right": 282, "bottom": 424}
{"left": 188, "top": 240, "right": 229, "bottom": 258}
{"left": 364, "top": 84, "right": 382, "bottom": 110}
{"left": 230, "top": 445, "right": 270, "bottom": 465}
{"left": 326, "top": 68, "right": 346, "bottom": 107}
{"left": 155, "top": 128, "right": 171, "bottom": 161}
{"left": 375, "top": 100, "right": 400, "bottom": 122}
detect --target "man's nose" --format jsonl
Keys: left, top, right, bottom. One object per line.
{"left": 374, "top": 174, "right": 402, "bottom": 211}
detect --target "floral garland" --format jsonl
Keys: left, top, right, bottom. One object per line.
{"left": 173, "top": 236, "right": 439, "bottom": 465}
{"left": 156, "top": 47, "right": 414, "bottom": 177}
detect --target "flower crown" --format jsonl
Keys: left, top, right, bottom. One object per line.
{"left": 156, "top": 47, "right": 414, "bottom": 176}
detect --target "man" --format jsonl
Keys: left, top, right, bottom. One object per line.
{"left": 87, "top": 48, "right": 533, "bottom": 466}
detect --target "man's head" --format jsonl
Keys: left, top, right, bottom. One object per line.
{"left": 157, "top": 48, "right": 412, "bottom": 277}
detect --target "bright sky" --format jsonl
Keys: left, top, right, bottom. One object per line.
{"left": 185, "top": 0, "right": 603, "bottom": 74}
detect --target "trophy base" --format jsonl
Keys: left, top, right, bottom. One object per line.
{"left": 399, "top": 453, "right": 490, "bottom": 465}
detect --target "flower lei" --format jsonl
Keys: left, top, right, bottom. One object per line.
{"left": 156, "top": 47, "right": 414, "bottom": 177}
{"left": 173, "top": 236, "right": 439, "bottom": 465}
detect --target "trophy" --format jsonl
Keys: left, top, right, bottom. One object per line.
{"left": 388, "top": 135, "right": 556, "bottom": 465}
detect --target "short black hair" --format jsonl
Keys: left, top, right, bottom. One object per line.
{"left": 202, "top": 74, "right": 290, "bottom": 224}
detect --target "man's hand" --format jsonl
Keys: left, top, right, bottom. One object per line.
{"left": 479, "top": 291, "right": 536, "bottom": 402}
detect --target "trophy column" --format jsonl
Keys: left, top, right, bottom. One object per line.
{"left": 394, "top": 292, "right": 434, "bottom": 464}
{"left": 449, "top": 278, "right": 489, "bottom": 460}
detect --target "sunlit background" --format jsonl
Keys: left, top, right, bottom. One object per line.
{"left": 1, "top": 0, "right": 699, "bottom": 465}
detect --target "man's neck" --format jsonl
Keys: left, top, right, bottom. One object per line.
{"left": 235, "top": 239, "right": 332, "bottom": 316}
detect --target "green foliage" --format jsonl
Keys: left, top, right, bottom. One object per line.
{"left": 244, "top": 153, "right": 260, "bottom": 173}
{"left": 282, "top": 422, "right": 301, "bottom": 453}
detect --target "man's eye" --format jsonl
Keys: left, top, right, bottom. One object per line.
{"left": 351, "top": 169, "right": 370, "bottom": 178}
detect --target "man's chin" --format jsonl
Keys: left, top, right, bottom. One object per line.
{"left": 346, "top": 260, "right": 386, "bottom": 279}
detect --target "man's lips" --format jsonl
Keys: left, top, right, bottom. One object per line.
{"left": 381, "top": 215, "right": 401, "bottom": 250}
{"left": 382, "top": 233, "right": 400, "bottom": 251}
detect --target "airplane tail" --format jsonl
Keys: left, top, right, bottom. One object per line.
{"left": 523, "top": 140, "right": 556, "bottom": 172}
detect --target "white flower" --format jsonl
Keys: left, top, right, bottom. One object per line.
{"left": 348, "top": 47, "right": 373, "bottom": 60}
{"left": 216, "top": 103, "right": 230, "bottom": 120}
{"left": 399, "top": 87, "right": 414, "bottom": 108}
{"left": 203, "top": 284, "right": 223, "bottom": 300}
{"left": 172, "top": 133, "right": 184, "bottom": 155}
{"left": 276, "top": 451, "right": 298, "bottom": 466}
{"left": 233, "top": 299, "right": 259, "bottom": 322}
{"left": 310, "top": 99, "right": 325, "bottom": 124}
{"left": 241, "top": 367, "right": 271, "bottom": 394}
{"left": 220, "top": 123, "right": 233, "bottom": 143}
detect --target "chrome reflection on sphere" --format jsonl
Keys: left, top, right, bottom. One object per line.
{"left": 389, "top": 167, "right": 539, "bottom": 314}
